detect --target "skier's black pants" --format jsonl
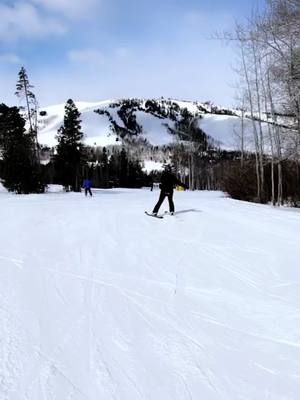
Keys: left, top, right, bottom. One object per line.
{"left": 85, "top": 188, "right": 92, "bottom": 196}
{"left": 153, "top": 190, "right": 174, "bottom": 213}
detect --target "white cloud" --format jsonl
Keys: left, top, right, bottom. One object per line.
{"left": 0, "top": 0, "right": 100, "bottom": 43}
{"left": 0, "top": 2, "right": 66, "bottom": 42}
{"left": 30, "top": 0, "right": 100, "bottom": 20}
{"left": 68, "top": 49, "right": 105, "bottom": 66}
{"left": 0, "top": 53, "right": 22, "bottom": 64}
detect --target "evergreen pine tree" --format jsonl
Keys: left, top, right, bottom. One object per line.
{"left": 0, "top": 104, "right": 44, "bottom": 193}
{"left": 101, "top": 147, "right": 109, "bottom": 187}
{"left": 120, "top": 148, "right": 128, "bottom": 187}
{"left": 54, "top": 99, "right": 84, "bottom": 191}
{"left": 15, "top": 67, "right": 39, "bottom": 156}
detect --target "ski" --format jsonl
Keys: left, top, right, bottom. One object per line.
{"left": 145, "top": 211, "right": 164, "bottom": 219}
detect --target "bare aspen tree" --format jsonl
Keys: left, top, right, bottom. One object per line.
{"left": 240, "top": 98, "right": 246, "bottom": 168}
{"left": 219, "top": 0, "right": 300, "bottom": 205}
{"left": 250, "top": 33, "right": 266, "bottom": 199}
{"left": 258, "top": 55, "right": 276, "bottom": 205}
{"left": 237, "top": 28, "right": 262, "bottom": 201}
{"left": 233, "top": 90, "right": 247, "bottom": 167}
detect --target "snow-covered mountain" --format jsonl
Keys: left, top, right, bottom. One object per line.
{"left": 37, "top": 98, "right": 264, "bottom": 151}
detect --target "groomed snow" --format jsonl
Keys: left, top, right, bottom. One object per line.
{"left": 1, "top": 189, "right": 300, "bottom": 399}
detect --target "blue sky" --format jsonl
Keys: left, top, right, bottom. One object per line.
{"left": 0, "top": 0, "right": 263, "bottom": 107}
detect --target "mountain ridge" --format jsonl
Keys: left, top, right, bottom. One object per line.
{"left": 37, "top": 98, "right": 243, "bottom": 150}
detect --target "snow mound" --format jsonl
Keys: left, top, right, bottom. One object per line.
{"left": 46, "top": 184, "right": 65, "bottom": 193}
{"left": 0, "top": 182, "right": 7, "bottom": 193}
{"left": 142, "top": 160, "right": 164, "bottom": 173}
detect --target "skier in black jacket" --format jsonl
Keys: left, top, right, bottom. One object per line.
{"left": 152, "top": 166, "right": 188, "bottom": 215}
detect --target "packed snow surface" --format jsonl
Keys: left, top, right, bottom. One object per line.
{"left": 1, "top": 189, "right": 300, "bottom": 399}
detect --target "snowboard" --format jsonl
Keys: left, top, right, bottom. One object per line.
{"left": 145, "top": 211, "right": 163, "bottom": 219}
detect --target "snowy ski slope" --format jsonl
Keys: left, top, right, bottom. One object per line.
{"left": 1, "top": 188, "right": 300, "bottom": 399}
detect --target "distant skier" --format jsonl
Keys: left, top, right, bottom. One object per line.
{"left": 151, "top": 165, "right": 188, "bottom": 216}
{"left": 83, "top": 178, "right": 93, "bottom": 197}
{"left": 149, "top": 179, "right": 154, "bottom": 191}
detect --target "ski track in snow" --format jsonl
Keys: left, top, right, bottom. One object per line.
{"left": 1, "top": 189, "right": 300, "bottom": 399}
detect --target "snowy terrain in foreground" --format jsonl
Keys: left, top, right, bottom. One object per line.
{"left": 1, "top": 188, "right": 300, "bottom": 400}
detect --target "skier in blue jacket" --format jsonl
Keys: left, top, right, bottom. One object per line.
{"left": 83, "top": 178, "right": 93, "bottom": 197}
